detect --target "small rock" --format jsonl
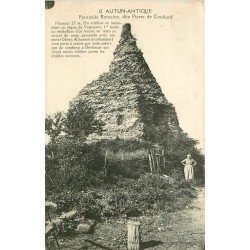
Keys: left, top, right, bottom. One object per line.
{"left": 76, "top": 223, "right": 92, "bottom": 234}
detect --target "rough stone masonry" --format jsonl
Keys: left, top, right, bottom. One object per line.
{"left": 73, "top": 23, "right": 182, "bottom": 142}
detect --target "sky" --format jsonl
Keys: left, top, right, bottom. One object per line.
{"left": 46, "top": 0, "right": 204, "bottom": 152}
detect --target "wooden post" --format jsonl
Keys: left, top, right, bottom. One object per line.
{"left": 127, "top": 220, "right": 141, "bottom": 250}
{"left": 163, "top": 155, "right": 166, "bottom": 172}
{"left": 150, "top": 149, "right": 156, "bottom": 173}
{"left": 104, "top": 151, "right": 108, "bottom": 178}
{"left": 157, "top": 154, "right": 161, "bottom": 174}
{"left": 155, "top": 150, "right": 160, "bottom": 174}
{"left": 148, "top": 150, "right": 153, "bottom": 173}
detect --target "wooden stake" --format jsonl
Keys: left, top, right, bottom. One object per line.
{"left": 148, "top": 151, "right": 153, "bottom": 172}
{"left": 127, "top": 220, "right": 141, "bottom": 250}
{"left": 104, "top": 151, "right": 108, "bottom": 178}
{"left": 156, "top": 154, "right": 160, "bottom": 174}
{"left": 163, "top": 156, "right": 166, "bottom": 172}
{"left": 150, "top": 149, "right": 156, "bottom": 173}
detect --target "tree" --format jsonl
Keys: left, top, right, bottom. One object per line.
{"left": 63, "top": 99, "right": 103, "bottom": 138}
{"left": 45, "top": 111, "right": 64, "bottom": 158}
{"left": 45, "top": 101, "right": 105, "bottom": 192}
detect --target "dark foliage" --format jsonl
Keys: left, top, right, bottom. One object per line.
{"left": 45, "top": 112, "right": 64, "bottom": 139}
{"left": 45, "top": 138, "right": 104, "bottom": 194}
{"left": 47, "top": 173, "right": 197, "bottom": 220}
{"left": 64, "top": 99, "right": 103, "bottom": 138}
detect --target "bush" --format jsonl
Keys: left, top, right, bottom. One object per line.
{"left": 46, "top": 135, "right": 202, "bottom": 221}
{"left": 137, "top": 173, "right": 173, "bottom": 190}
{"left": 47, "top": 173, "right": 197, "bottom": 220}
{"left": 48, "top": 192, "right": 79, "bottom": 213}
{"left": 46, "top": 134, "right": 204, "bottom": 196}
{"left": 107, "top": 158, "right": 147, "bottom": 180}
{"left": 45, "top": 138, "right": 104, "bottom": 194}
{"left": 76, "top": 191, "right": 104, "bottom": 220}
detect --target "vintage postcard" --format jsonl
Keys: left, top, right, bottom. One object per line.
{"left": 45, "top": 0, "right": 204, "bottom": 249}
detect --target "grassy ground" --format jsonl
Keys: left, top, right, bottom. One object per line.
{"left": 55, "top": 187, "right": 205, "bottom": 250}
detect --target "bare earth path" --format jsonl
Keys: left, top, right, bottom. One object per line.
{"left": 139, "top": 186, "right": 205, "bottom": 249}
{"left": 60, "top": 187, "right": 205, "bottom": 249}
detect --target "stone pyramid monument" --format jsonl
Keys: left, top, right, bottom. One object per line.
{"left": 74, "top": 23, "right": 181, "bottom": 142}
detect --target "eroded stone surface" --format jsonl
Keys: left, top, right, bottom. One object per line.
{"left": 73, "top": 23, "right": 181, "bottom": 142}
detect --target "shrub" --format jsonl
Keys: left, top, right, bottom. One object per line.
{"left": 77, "top": 191, "right": 104, "bottom": 220}
{"left": 45, "top": 138, "right": 104, "bottom": 194}
{"left": 47, "top": 173, "right": 197, "bottom": 220}
{"left": 46, "top": 134, "right": 202, "bottom": 221}
{"left": 137, "top": 173, "right": 173, "bottom": 190}
{"left": 107, "top": 158, "right": 147, "bottom": 180}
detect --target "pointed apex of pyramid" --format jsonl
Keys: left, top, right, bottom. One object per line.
{"left": 120, "top": 23, "right": 132, "bottom": 40}
{"left": 113, "top": 23, "right": 139, "bottom": 60}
